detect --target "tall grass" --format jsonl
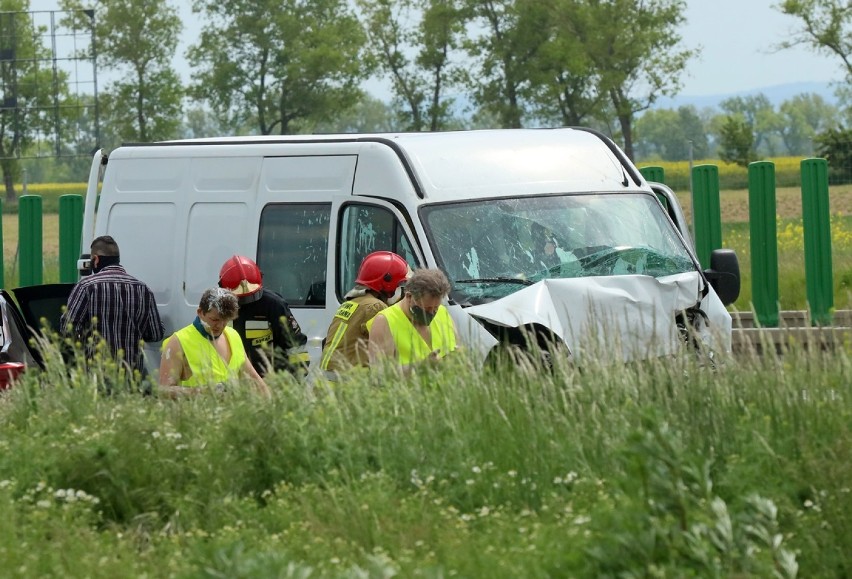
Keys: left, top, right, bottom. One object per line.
{"left": 724, "top": 214, "right": 852, "bottom": 311}
{"left": 0, "top": 335, "right": 848, "bottom": 577}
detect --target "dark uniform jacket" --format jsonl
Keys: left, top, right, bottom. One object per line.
{"left": 230, "top": 289, "right": 307, "bottom": 377}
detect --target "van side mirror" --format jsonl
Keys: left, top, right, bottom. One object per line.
{"left": 704, "top": 249, "right": 740, "bottom": 306}
{"left": 77, "top": 253, "right": 92, "bottom": 277}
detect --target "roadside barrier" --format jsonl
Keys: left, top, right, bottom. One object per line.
{"left": 640, "top": 159, "right": 835, "bottom": 328}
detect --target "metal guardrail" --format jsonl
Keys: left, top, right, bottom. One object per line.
{"left": 731, "top": 310, "right": 852, "bottom": 353}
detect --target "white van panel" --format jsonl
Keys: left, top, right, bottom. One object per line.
{"left": 105, "top": 202, "right": 176, "bottom": 303}
{"left": 191, "top": 157, "right": 259, "bottom": 193}
{"left": 260, "top": 155, "right": 357, "bottom": 197}
{"left": 111, "top": 158, "right": 187, "bottom": 193}
{"left": 184, "top": 202, "right": 250, "bottom": 304}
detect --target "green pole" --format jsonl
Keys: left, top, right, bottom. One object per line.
{"left": 640, "top": 166, "right": 669, "bottom": 211}
{"left": 639, "top": 166, "right": 665, "bottom": 183}
{"left": 59, "top": 194, "right": 84, "bottom": 283}
{"left": 748, "top": 161, "right": 779, "bottom": 327}
{"left": 691, "top": 164, "right": 722, "bottom": 269}
{"left": 19, "top": 195, "right": 43, "bottom": 287}
{"left": 801, "top": 158, "right": 833, "bottom": 326}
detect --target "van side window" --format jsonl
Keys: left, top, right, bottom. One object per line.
{"left": 338, "top": 204, "right": 416, "bottom": 297}
{"left": 257, "top": 203, "right": 331, "bottom": 307}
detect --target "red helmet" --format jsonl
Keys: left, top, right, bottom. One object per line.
{"left": 218, "top": 255, "right": 263, "bottom": 298}
{"left": 355, "top": 251, "right": 410, "bottom": 295}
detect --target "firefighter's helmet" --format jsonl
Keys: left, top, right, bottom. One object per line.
{"left": 219, "top": 255, "right": 263, "bottom": 299}
{"left": 355, "top": 251, "right": 410, "bottom": 295}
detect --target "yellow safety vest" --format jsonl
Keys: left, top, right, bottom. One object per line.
{"left": 169, "top": 325, "right": 246, "bottom": 387}
{"left": 369, "top": 304, "right": 457, "bottom": 366}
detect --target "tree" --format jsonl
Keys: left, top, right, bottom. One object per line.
{"left": 62, "top": 0, "right": 184, "bottom": 146}
{"left": 188, "top": 0, "right": 371, "bottom": 136}
{"left": 310, "top": 94, "right": 399, "bottom": 133}
{"left": 815, "top": 126, "right": 852, "bottom": 184}
{"left": 0, "top": 1, "right": 74, "bottom": 201}
{"left": 578, "top": 0, "right": 695, "bottom": 160}
{"left": 718, "top": 94, "right": 781, "bottom": 156}
{"left": 525, "top": 0, "right": 608, "bottom": 127}
{"left": 635, "top": 105, "right": 709, "bottom": 161}
{"left": 718, "top": 114, "right": 757, "bottom": 167}
{"left": 776, "top": 0, "right": 852, "bottom": 81}
{"left": 462, "top": 0, "right": 550, "bottom": 128}
{"left": 777, "top": 93, "right": 839, "bottom": 155}
{"left": 358, "top": 0, "right": 466, "bottom": 131}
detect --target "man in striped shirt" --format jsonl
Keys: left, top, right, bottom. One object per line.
{"left": 61, "top": 235, "right": 165, "bottom": 381}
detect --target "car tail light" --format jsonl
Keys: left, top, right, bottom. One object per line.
{"left": 0, "top": 362, "right": 26, "bottom": 390}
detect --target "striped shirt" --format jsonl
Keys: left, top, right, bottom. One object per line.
{"left": 61, "top": 264, "right": 165, "bottom": 373}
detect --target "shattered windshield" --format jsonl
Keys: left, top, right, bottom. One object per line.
{"left": 422, "top": 193, "right": 696, "bottom": 305}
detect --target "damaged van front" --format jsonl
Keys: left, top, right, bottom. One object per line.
{"left": 424, "top": 192, "right": 734, "bottom": 363}
{"left": 397, "top": 128, "right": 739, "bottom": 364}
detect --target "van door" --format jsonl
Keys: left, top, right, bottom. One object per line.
{"left": 330, "top": 197, "right": 424, "bottom": 301}
{"left": 263, "top": 195, "right": 422, "bottom": 365}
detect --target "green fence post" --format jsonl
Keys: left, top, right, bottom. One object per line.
{"left": 639, "top": 166, "right": 665, "bottom": 184}
{"left": 19, "top": 195, "right": 43, "bottom": 287}
{"left": 59, "top": 194, "right": 84, "bottom": 283}
{"left": 640, "top": 166, "right": 669, "bottom": 211}
{"left": 801, "top": 158, "right": 833, "bottom": 326}
{"left": 691, "top": 164, "right": 722, "bottom": 269}
{"left": 748, "top": 161, "right": 779, "bottom": 327}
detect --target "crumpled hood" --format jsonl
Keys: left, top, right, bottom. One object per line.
{"left": 465, "top": 272, "right": 730, "bottom": 361}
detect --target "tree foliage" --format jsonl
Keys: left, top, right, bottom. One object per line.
{"left": 358, "top": 0, "right": 466, "bottom": 132}
{"left": 580, "top": 0, "right": 695, "bottom": 160}
{"left": 462, "top": 0, "right": 550, "bottom": 129}
{"left": 188, "top": 0, "right": 371, "bottom": 135}
{"left": 0, "top": 0, "right": 74, "bottom": 200}
{"left": 815, "top": 126, "right": 852, "bottom": 184}
{"left": 527, "top": 0, "right": 608, "bottom": 127}
{"left": 777, "top": 0, "right": 852, "bottom": 81}
{"left": 718, "top": 114, "right": 757, "bottom": 168}
{"left": 777, "top": 93, "right": 839, "bottom": 155}
{"left": 62, "top": 0, "right": 184, "bottom": 147}
{"left": 635, "top": 106, "right": 709, "bottom": 161}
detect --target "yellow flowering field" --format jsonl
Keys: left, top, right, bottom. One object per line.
{"left": 640, "top": 156, "right": 816, "bottom": 191}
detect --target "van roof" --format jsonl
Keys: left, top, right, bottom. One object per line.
{"left": 118, "top": 127, "right": 645, "bottom": 200}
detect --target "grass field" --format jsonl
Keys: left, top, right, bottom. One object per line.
{"left": 0, "top": 340, "right": 848, "bottom": 576}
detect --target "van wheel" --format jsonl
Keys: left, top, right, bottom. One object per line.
{"left": 485, "top": 324, "right": 571, "bottom": 372}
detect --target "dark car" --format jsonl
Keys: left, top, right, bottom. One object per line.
{"left": 0, "top": 284, "right": 75, "bottom": 389}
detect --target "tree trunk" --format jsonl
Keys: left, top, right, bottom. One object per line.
{"left": 619, "top": 113, "right": 634, "bottom": 161}
{"left": 4, "top": 165, "right": 16, "bottom": 203}
{"left": 0, "top": 159, "right": 18, "bottom": 203}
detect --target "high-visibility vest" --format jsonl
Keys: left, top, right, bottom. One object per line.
{"left": 170, "top": 325, "right": 246, "bottom": 387}
{"left": 369, "top": 304, "right": 456, "bottom": 366}
{"left": 320, "top": 294, "right": 385, "bottom": 371}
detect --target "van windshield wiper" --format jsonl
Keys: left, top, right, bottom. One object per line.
{"left": 453, "top": 277, "right": 535, "bottom": 286}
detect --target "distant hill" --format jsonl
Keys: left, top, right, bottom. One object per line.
{"left": 651, "top": 81, "right": 839, "bottom": 111}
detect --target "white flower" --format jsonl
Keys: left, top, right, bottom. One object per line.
{"left": 471, "top": 466, "right": 481, "bottom": 474}
{"left": 151, "top": 431, "right": 161, "bottom": 439}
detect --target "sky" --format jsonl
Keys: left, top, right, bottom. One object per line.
{"left": 676, "top": 0, "right": 841, "bottom": 97}
{"left": 35, "top": 0, "right": 846, "bottom": 100}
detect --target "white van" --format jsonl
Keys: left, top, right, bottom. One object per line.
{"left": 68, "top": 127, "right": 739, "bottom": 371}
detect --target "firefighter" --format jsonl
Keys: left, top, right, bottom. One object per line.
{"left": 218, "top": 255, "right": 309, "bottom": 378}
{"left": 320, "top": 251, "right": 411, "bottom": 378}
